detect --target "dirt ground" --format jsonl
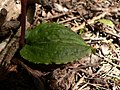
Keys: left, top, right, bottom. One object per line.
{"left": 0, "top": 0, "right": 120, "bottom": 90}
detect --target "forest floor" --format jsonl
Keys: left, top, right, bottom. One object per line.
{"left": 0, "top": 0, "right": 120, "bottom": 90}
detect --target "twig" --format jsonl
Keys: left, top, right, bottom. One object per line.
{"left": 87, "top": 83, "right": 108, "bottom": 90}
{"left": 44, "top": 11, "right": 76, "bottom": 20}
{"left": 44, "top": 5, "right": 81, "bottom": 20}
{"left": 0, "top": 27, "right": 20, "bottom": 67}
{"left": 91, "top": 7, "right": 120, "bottom": 13}
{"left": 58, "top": 16, "right": 81, "bottom": 24}
{"left": 78, "top": 83, "right": 88, "bottom": 90}
{"left": 71, "top": 7, "right": 120, "bottom": 32}
{"left": 104, "top": 30, "right": 120, "bottom": 38}
{"left": 71, "top": 11, "right": 108, "bottom": 32}
{"left": 96, "top": 54, "right": 120, "bottom": 68}
{"left": 72, "top": 76, "right": 85, "bottom": 90}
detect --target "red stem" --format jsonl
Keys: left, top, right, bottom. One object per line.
{"left": 20, "top": 0, "right": 27, "bottom": 47}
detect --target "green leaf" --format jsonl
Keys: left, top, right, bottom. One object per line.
{"left": 20, "top": 23, "right": 92, "bottom": 64}
{"left": 98, "top": 19, "right": 114, "bottom": 28}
